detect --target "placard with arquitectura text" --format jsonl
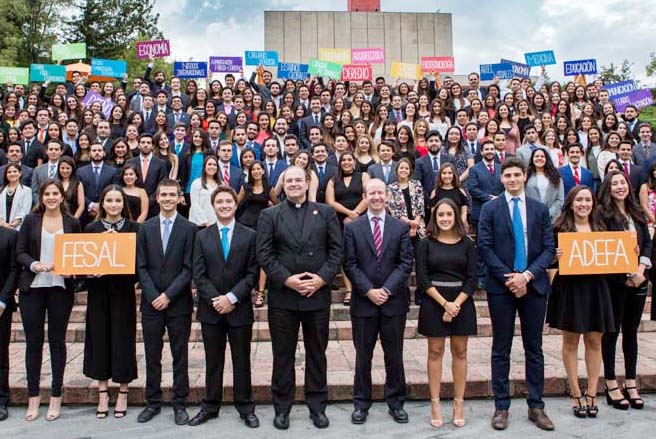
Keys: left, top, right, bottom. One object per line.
{"left": 558, "top": 231, "right": 638, "bottom": 275}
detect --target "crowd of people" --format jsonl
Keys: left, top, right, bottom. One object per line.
{"left": 0, "top": 61, "right": 655, "bottom": 432}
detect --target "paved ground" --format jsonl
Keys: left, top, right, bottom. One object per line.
{"left": 1, "top": 397, "right": 654, "bottom": 438}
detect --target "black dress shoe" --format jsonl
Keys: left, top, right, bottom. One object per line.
{"left": 188, "top": 410, "right": 218, "bottom": 426}
{"left": 310, "top": 412, "right": 329, "bottom": 429}
{"left": 240, "top": 412, "right": 260, "bottom": 428}
{"left": 273, "top": 413, "right": 289, "bottom": 430}
{"left": 388, "top": 407, "right": 409, "bottom": 423}
{"left": 174, "top": 407, "right": 189, "bottom": 425}
{"left": 137, "top": 406, "right": 161, "bottom": 423}
{"left": 0, "top": 406, "right": 8, "bottom": 421}
{"left": 351, "top": 408, "right": 368, "bottom": 424}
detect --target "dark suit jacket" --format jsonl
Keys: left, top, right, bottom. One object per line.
{"left": 218, "top": 163, "right": 244, "bottom": 192}
{"left": 193, "top": 223, "right": 258, "bottom": 326}
{"left": 343, "top": 214, "right": 414, "bottom": 318}
{"left": 127, "top": 155, "right": 169, "bottom": 196}
{"left": 300, "top": 114, "right": 322, "bottom": 149}
{"left": 257, "top": 201, "right": 343, "bottom": 311}
{"left": 142, "top": 109, "right": 158, "bottom": 134}
{"left": 413, "top": 153, "right": 455, "bottom": 196}
{"left": 313, "top": 163, "right": 337, "bottom": 203}
{"left": 0, "top": 164, "right": 32, "bottom": 187}
{"left": 216, "top": 104, "right": 238, "bottom": 128}
{"left": 77, "top": 163, "right": 118, "bottom": 206}
{"left": 178, "top": 152, "right": 214, "bottom": 193}
{"left": 263, "top": 160, "right": 287, "bottom": 187}
{"left": 136, "top": 214, "right": 196, "bottom": 316}
{"left": 167, "top": 111, "right": 190, "bottom": 129}
{"left": 16, "top": 214, "right": 81, "bottom": 293}
{"left": 231, "top": 142, "right": 261, "bottom": 168}
{"left": 0, "top": 228, "right": 18, "bottom": 311}
{"left": 559, "top": 165, "right": 594, "bottom": 196}
{"left": 22, "top": 139, "right": 44, "bottom": 169}
{"left": 477, "top": 196, "right": 555, "bottom": 296}
{"left": 467, "top": 161, "right": 504, "bottom": 222}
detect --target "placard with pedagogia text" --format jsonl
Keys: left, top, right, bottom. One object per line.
{"left": 54, "top": 233, "right": 136, "bottom": 276}
{"left": 557, "top": 231, "right": 638, "bottom": 275}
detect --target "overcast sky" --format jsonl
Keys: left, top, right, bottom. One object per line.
{"left": 154, "top": 0, "right": 656, "bottom": 86}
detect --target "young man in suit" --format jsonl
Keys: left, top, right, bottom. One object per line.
{"left": 300, "top": 97, "right": 323, "bottom": 149}
{"left": 367, "top": 142, "right": 397, "bottom": 185}
{"left": 312, "top": 143, "right": 337, "bottom": 203}
{"left": 618, "top": 140, "right": 642, "bottom": 192}
{"left": 0, "top": 143, "right": 32, "bottom": 187}
{"left": 20, "top": 120, "right": 43, "bottom": 169}
{"left": 0, "top": 228, "right": 18, "bottom": 421}
{"left": 493, "top": 132, "right": 513, "bottom": 163}
{"left": 216, "top": 141, "right": 244, "bottom": 192}
{"left": 413, "top": 131, "right": 454, "bottom": 201}
{"left": 262, "top": 138, "right": 287, "bottom": 187}
{"left": 188, "top": 186, "right": 260, "bottom": 428}
{"left": 167, "top": 96, "right": 190, "bottom": 129}
{"left": 477, "top": 157, "right": 555, "bottom": 431}
{"left": 464, "top": 122, "right": 482, "bottom": 161}
{"left": 343, "top": 178, "right": 414, "bottom": 425}
{"left": 515, "top": 125, "right": 542, "bottom": 167}
{"left": 31, "top": 139, "right": 64, "bottom": 205}
{"left": 77, "top": 143, "right": 118, "bottom": 223}
{"left": 136, "top": 179, "right": 196, "bottom": 425}
{"left": 231, "top": 125, "right": 261, "bottom": 168}
{"left": 633, "top": 122, "right": 656, "bottom": 168}
{"left": 128, "top": 133, "right": 169, "bottom": 218}
{"left": 142, "top": 95, "right": 157, "bottom": 134}
{"left": 171, "top": 123, "right": 190, "bottom": 157}
{"left": 468, "top": 141, "right": 504, "bottom": 225}
{"left": 216, "top": 88, "right": 237, "bottom": 128}
{"left": 559, "top": 143, "right": 593, "bottom": 196}
{"left": 257, "top": 166, "right": 342, "bottom": 430}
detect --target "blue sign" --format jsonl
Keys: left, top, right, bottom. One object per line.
{"left": 500, "top": 59, "right": 530, "bottom": 79}
{"left": 91, "top": 58, "right": 127, "bottom": 78}
{"left": 480, "top": 63, "right": 513, "bottom": 81}
{"left": 563, "top": 59, "right": 597, "bottom": 76}
{"left": 30, "top": 64, "right": 67, "bottom": 82}
{"left": 524, "top": 50, "right": 556, "bottom": 67}
{"left": 245, "top": 51, "right": 279, "bottom": 67}
{"left": 278, "top": 62, "right": 309, "bottom": 80}
{"left": 173, "top": 61, "right": 208, "bottom": 79}
{"left": 602, "top": 80, "right": 637, "bottom": 99}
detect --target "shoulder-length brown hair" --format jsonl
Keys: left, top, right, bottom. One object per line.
{"left": 426, "top": 198, "right": 466, "bottom": 240}
{"left": 553, "top": 185, "right": 605, "bottom": 233}
{"left": 435, "top": 162, "right": 461, "bottom": 189}
{"left": 97, "top": 184, "right": 132, "bottom": 220}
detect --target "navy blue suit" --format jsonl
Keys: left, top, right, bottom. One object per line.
{"left": 263, "top": 160, "right": 287, "bottom": 187}
{"left": 231, "top": 142, "right": 261, "bottom": 168}
{"left": 217, "top": 162, "right": 244, "bottom": 192}
{"left": 413, "top": 152, "right": 454, "bottom": 198}
{"left": 467, "top": 161, "right": 504, "bottom": 223}
{"left": 559, "top": 165, "right": 593, "bottom": 197}
{"left": 477, "top": 195, "right": 555, "bottom": 410}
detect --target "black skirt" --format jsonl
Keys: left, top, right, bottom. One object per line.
{"left": 418, "top": 285, "right": 477, "bottom": 337}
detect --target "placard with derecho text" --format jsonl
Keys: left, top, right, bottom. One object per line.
{"left": 558, "top": 231, "right": 637, "bottom": 275}
{"left": 54, "top": 233, "right": 136, "bottom": 276}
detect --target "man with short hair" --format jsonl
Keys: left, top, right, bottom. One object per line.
{"left": 262, "top": 138, "right": 287, "bottom": 187}
{"left": 142, "top": 95, "right": 157, "bottom": 133}
{"left": 389, "top": 95, "right": 404, "bottom": 123}
{"left": 559, "top": 143, "right": 593, "bottom": 196}
{"left": 312, "top": 144, "right": 336, "bottom": 203}
{"left": 31, "top": 140, "right": 64, "bottom": 204}
{"left": 413, "top": 131, "right": 453, "bottom": 200}
{"left": 0, "top": 144, "right": 32, "bottom": 186}
{"left": 217, "top": 88, "right": 237, "bottom": 128}
{"left": 623, "top": 105, "right": 644, "bottom": 139}
{"left": 167, "top": 96, "right": 190, "bottom": 128}
{"left": 618, "top": 140, "right": 641, "bottom": 193}
{"left": 96, "top": 120, "right": 112, "bottom": 154}
{"left": 273, "top": 117, "right": 289, "bottom": 148}
{"left": 168, "top": 77, "right": 190, "bottom": 109}
{"left": 300, "top": 97, "right": 323, "bottom": 149}
{"left": 35, "top": 108, "right": 50, "bottom": 143}
{"left": 207, "top": 120, "right": 222, "bottom": 154}
{"left": 493, "top": 132, "right": 512, "bottom": 163}
{"left": 368, "top": 142, "right": 397, "bottom": 185}
{"left": 327, "top": 134, "right": 349, "bottom": 167}
{"left": 20, "top": 120, "right": 43, "bottom": 169}
{"left": 128, "top": 134, "right": 169, "bottom": 217}
{"left": 245, "top": 122, "right": 262, "bottom": 151}
{"left": 171, "top": 123, "right": 189, "bottom": 157}
{"left": 231, "top": 125, "right": 260, "bottom": 168}
{"left": 633, "top": 123, "right": 656, "bottom": 167}
{"left": 515, "top": 125, "right": 542, "bottom": 167}
{"left": 62, "top": 119, "right": 79, "bottom": 154}
{"left": 77, "top": 143, "right": 117, "bottom": 222}
{"left": 283, "top": 135, "right": 299, "bottom": 165}
{"left": 217, "top": 141, "right": 243, "bottom": 192}
{"left": 468, "top": 141, "right": 503, "bottom": 225}
{"left": 362, "top": 81, "right": 379, "bottom": 106}
{"left": 464, "top": 122, "right": 482, "bottom": 160}
{"left": 467, "top": 72, "right": 487, "bottom": 100}
{"left": 155, "top": 90, "right": 170, "bottom": 114}
{"left": 308, "top": 126, "right": 323, "bottom": 149}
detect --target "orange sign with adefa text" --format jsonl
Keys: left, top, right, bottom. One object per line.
{"left": 54, "top": 233, "right": 137, "bottom": 275}
{"left": 558, "top": 231, "right": 638, "bottom": 275}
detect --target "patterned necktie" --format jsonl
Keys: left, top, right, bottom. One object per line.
{"left": 372, "top": 216, "right": 382, "bottom": 262}
{"left": 221, "top": 227, "right": 230, "bottom": 260}
{"left": 573, "top": 166, "right": 580, "bottom": 185}
{"left": 623, "top": 162, "right": 630, "bottom": 176}
{"left": 223, "top": 165, "right": 230, "bottom": 186}
{"left": 512, "top": 198, "right": 527, "bottom": 272}
{"left": 48, "top": 163, "right": 56, "bottom": 179}
{"left": 94, "top": 166, "right": 101, "bottom": 186}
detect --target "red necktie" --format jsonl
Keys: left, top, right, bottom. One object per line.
{"left": 372, "top": 216, "right": 382, "bottom": 262}
{"left": 488, "top": 163, "right": 494, "bottom": 174}
{"left": 499, "top": 152, "right": 505, "bottom": 163}
{"left": 573, "top": 166, "right": 580, "bottom": 185}
{"left": 223, "top": 165, "right": 230, "bottom": 186}
{"left": 623, "top": 162, "right": 630, "bottom": 176}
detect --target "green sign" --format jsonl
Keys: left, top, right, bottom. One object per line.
{"left": 52, "top": 43, "right": 87, "bottom": 61}
{"left": 308, "top": 59, "right": 343, "bottom": 79}
{"left": 0, "top": 67, "right": 30, "bottom": 85}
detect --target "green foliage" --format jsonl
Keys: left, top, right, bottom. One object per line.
{"left": 0, "top": 1, "right": 28, "bottom": 65}
{"left": 647, "top": 52, "right": 656, "bottom": 77}
{"left": 598, "top": 59, "right": 635, "bottom": 83}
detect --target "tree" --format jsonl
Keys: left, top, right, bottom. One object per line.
{"left": 0, "top": 1, "right": 28, "bottom": 66}
{"left": 21, "top": 0, "right": 67, "bottom": 65}
{"left": 64, "top": 0, "right": 162, "bottom": 60}
{"left": 647, "top": 52, "right": 656, "bottom": 77}
{"left": 598, "top": 59, "right": 635, "bottom": 83}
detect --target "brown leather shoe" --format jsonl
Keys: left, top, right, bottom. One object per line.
{"left": 491, "top": 409, "right": 509, "bottom": 430}
{"left": 528, "top": 408, "right": 555, "bottom": 431}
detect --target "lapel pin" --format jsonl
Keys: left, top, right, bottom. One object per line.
{"left": 313, "top": 210, "right": 318, "bottom": 215}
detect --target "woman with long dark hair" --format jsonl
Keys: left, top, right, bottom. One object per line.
{"left": 57, "top": 156, "right": 85, "bottom": 219}
{"left": 442, "top": 126, "right": 474, "bottom": 183}
{"left": 525, "top": 148, "right": 564, "bottom": 223}
{"left": 118, "top": 164, "right": 148, "bottom": 223}
{"left": 189, "top": 155, "right": 219, "bottom": 228}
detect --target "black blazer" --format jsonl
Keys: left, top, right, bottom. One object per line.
{"left": 77, "top": 163, "right": 118, "bottom": 206}
{"left": 313, "top": 163, "right": 337, "bottom": 203}
{"left": 22, "top": 139, "right": 44, "bottom": 169}
{"left": 136, "top": 214, "right": 196, "bottom": 316}
{"left": 256, "top": 201, "right": 343, "bottom": 311}
{"left": 178, "top": 152, "right": 215, "bottom": 193}
{"left": 16, "top": 213, "right": 81, "bottom": 293}
{"left": 343, "top": 214, "right": 414, "bottom": 318}
{"left": 127, "top": 155, "right": 169, "bottom": 196}
{"left": 602, "top": 212, "right": 652, "bottom": 285}
{"left": 193, "top": 223, "right": 258, "bottom": 326}
{"left": 0, "top": 228, "right": 18, "bottom": 311}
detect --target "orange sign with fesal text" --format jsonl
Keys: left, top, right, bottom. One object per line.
{"left": 54, "top": 233, "right": 136, "bottom": 275}
{"left": 558, "top": 231, "right": 638, "bottom": 275}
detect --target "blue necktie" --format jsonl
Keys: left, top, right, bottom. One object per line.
{"left": 318, "top": 166, "right": 325, "bottom": 186}
{"left": 512, "top": 197, "right": 527, "bottom": 271}
{"left": 162, "top": 218, "right": 172, "bottom": 253}
{"left": 221, "top": 227, "right": 230, "bottom": 260}
{"left": 432, "top": 156, "right": 438, "bottom": 172}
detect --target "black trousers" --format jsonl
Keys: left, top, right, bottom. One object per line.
{"left": 351, "top": 312, "right": 406, "bottom": 410}
{"left": 141, "top": 312, "right": 191, "bottom": 409}
{"left": 0, "top": 308, "right": 12, "bottom": 407}
{"left": 602, "top": 283, "right": 647, "bottom": 380}
{"left": 83, "top": 288, "right": 137, "bottom": 382}
{"left": 19, "top": 287, "right": 73, "bottom": 397}
{"left": 268, "top": 307, "right": 330, "bottom": 416}
{"left": 200, "top": 319, "right": 254, "bottom": 415}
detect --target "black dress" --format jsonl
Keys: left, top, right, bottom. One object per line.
{"left": 82, "top": 219, "right": 139, "bottom": 383}
{"left": 429, "top": 187, "right": 468, "bottom": 211}
{"left": 416, "top": 237, "right": 478, "bottom": 337}
{"left": 125, "top": 194, "right": 142, "bottom": 221}
{"left": 356, "top": 159, "right": 375, "bottom": 173}
{"left": 237, "top": 188, "right": 270, "bottom": 229}
{"left": 333, "top": 172, "right": 364, "bottom": 226}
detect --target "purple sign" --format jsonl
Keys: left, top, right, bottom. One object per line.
{"left": 209, "top": 56, "right": 243, "bottom": 73}
{"left": 81, "top": 91, "right": 115, "bottom": 119}
{"left": 136, "top": 40, "right": 170, "bottom": 59}
{"left": 613, "top": 89, "right": 654, "bottom": 113}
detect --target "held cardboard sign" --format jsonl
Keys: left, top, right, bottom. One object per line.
{"left": 557, "top": 231, "right": 638, "bottom": 275}
{"left": 54, "top": 233, "right": 137, "bottom": 276}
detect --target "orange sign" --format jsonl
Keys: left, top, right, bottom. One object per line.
{"left": 54, "top": 233, "right": 137, "bottom": 275}
{"left": 558, "top": 231, "right": 638, "bottom": 275}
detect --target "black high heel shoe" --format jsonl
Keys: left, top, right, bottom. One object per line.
{"left": 585, "top": 392, "right": 598, "bottom": 418}
{"left": 571, "top": 394, "right": 587, "bottom": 418}
{"left": 604, "top": 386, "right": 629, "bottom": 410}
{"left": 622, "top": 385, "right": 644, "bottom": 409}
{"left": 114, "top": 390, "right": 129, "bottom": 418}
{"left": 96, "top": 390, "right": 110, "bottom": 419}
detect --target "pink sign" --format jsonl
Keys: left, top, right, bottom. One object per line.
{"left": 341, "top": 65, "right": 372, "bottom": 81}
{"left": 136, "top": 40, "right": 171, "bottom": 59}
{"left": 351, "top": 48, "right": 385, "bottom": 65}
{"left": 421, "top": 56, "right": 455, "bottom": 73}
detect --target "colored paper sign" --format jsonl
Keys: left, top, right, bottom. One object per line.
{"left": 308, "top": 59, "right": 343, "bottom": 79}
{"left": 602, "top": 80, "right": 637, "bottom": 99}
{"left": 136, "top": 39, "right": 171, "bottom": 59}
{"left": 91, "top": 58, "right": 127, "bottom": 78}
{"left": 54, "top": 233, "right": 136, "bottom": 275}
{"left": 480, "top": 63, "right": 513, "bottom": 81}
{"left": 173, "top": 61, "right": 208, "bottom": 78}
{"left": 52, "top": 43, "right": 87, "bottom": 61}
{"left": 421, "top": 56, "right": 455, "bottom": 73}
{"left": 0, "top": 67, "right": 30, "bottom": 85}
{"left": 277, "top": 62, "right": 309, "bottom": 80}
{"left": 81, "top": 91, "right": 115, "bottom": 119}
{"left": 341, "top": 64, "right": 372, "bottom": 81}
{"left": 209, "top": 56, "right": 243, "bottom": 73}
{"left": 390, "top": 62, "right": 422, "bottom": 80}
{"left": 612, "top": 89, "right": 654, "bottom": 113}
{"left": 244, "top": 51, "right": 279, "bottom": 66}
{"left": 351, "top": 48, "right": 385, "bottom": 64}
{"left": 500, "top": 59, "right": 530, "bottom": 79}
{"left": 30, "top": 64, "right": 67, "bottom": 82}
{"left": 563, "top": 59, "right": 597, "bottom": 76}
{"left": 524, "top": 50, "right": 556, "bottom": 67}
{"left": 558, "top": 231, "right": 637, "bottom": 275}
{"left": 318, "top": 48, "right": 351, "bottom": 65}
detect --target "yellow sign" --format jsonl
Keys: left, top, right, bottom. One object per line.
{"left": 390, "top": 62, "right": 423, "bottom": 80}
{"left": 558, "top": 231, "right": 638, "bottom": 275}
{"left": 318, "top": 48, "right": 351, "bottom": 65}
{"left": 54, "top": 233, "right": 137, "bottom": 275}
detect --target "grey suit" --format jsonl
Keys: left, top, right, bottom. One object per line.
{"left": 525, "top": 175, "right": 564, "bottom": 224}
{"left": 367, "top": 161, "right": 398, "bottom": 185}
{"left": 515, "top": 144, "right": 543, "bottom": 168}
{"left": 31, "top": 162, "right": 59, "bottom": 205}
